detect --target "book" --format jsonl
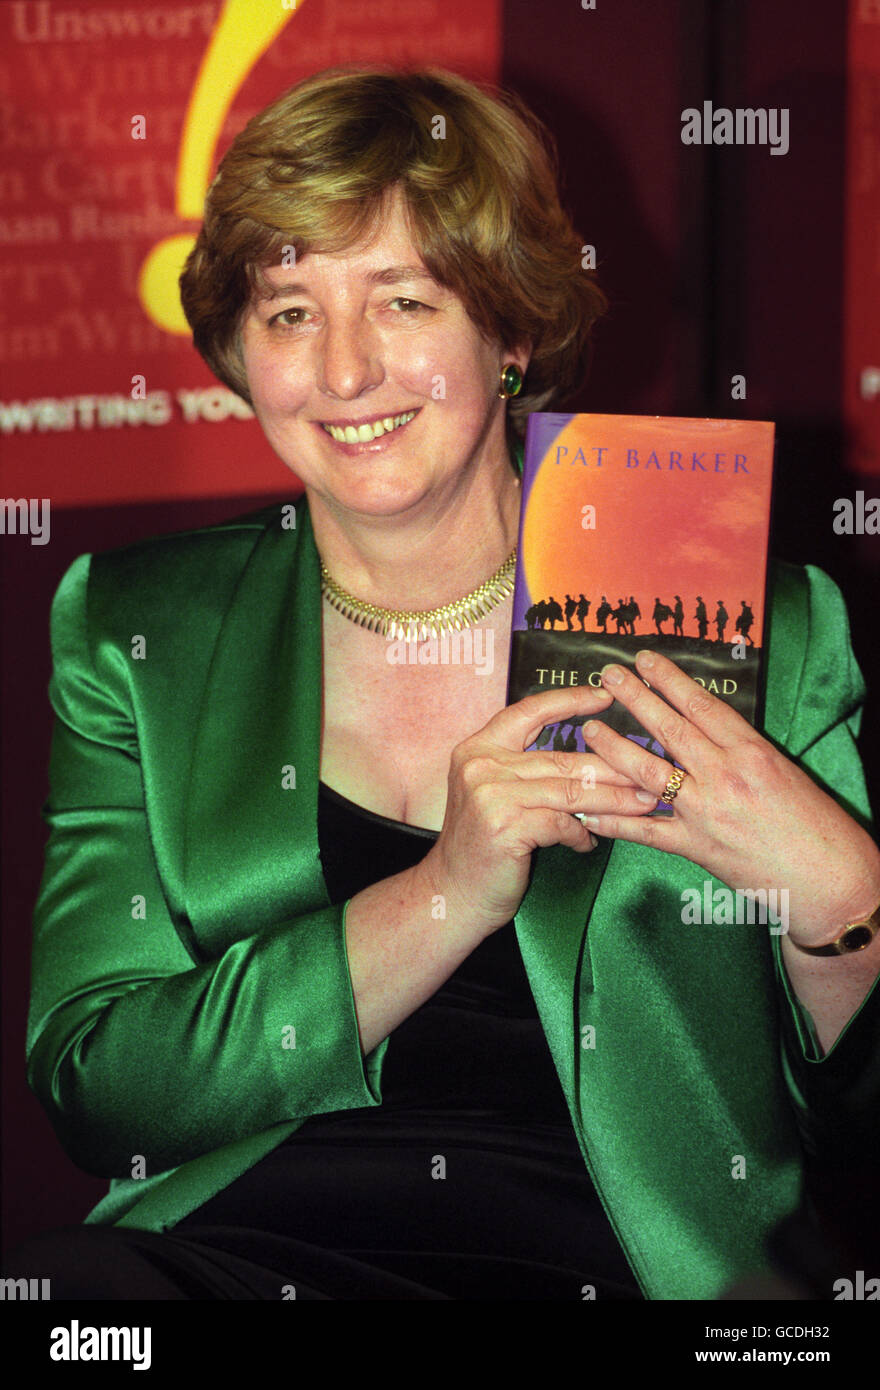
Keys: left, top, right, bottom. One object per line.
{"left": 506, "top": 413, "right": 776, "bottom": 809}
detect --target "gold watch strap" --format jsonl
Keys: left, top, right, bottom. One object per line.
{"left": 796, "top": 904, "right": 880, "bottom": 957}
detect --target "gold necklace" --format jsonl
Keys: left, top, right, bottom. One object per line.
{"left": 321, "top": 547, "right": 517, "bottom": 642}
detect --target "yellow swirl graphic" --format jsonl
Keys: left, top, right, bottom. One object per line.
{"left": 139, "top": 0, "right": 300, "bottom": 333}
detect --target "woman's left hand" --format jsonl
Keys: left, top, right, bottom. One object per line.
{"left": 579, "top": 649, "right": 880, "bottom": 946}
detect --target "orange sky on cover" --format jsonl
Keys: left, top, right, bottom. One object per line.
{"left": 523, "top": 416, "right": 774, "bottom": 635}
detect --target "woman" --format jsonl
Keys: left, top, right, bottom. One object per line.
{"left": 10, "top": 67, "right": 880, "bottom": 1301}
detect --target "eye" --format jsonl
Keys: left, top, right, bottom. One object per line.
{"left": 389, "top": 297, "right": 429, "bottom": 313}
{"left": 268, "top": 307, "right": 312, "bottom": 327}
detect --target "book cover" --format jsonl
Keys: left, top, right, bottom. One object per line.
{"left": 507, "top": 413, "right": 775, "bottom": 805}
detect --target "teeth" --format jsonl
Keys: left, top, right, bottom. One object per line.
{"left": 324, "top": 410, "right": 415, "bottom": 443}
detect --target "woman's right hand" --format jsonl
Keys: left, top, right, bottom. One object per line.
{"left": 422, "top": 686, "right": 660, "bottom": 941}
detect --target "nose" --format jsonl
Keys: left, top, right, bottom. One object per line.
{"left": 317, "top": 314, "right": 384, "bottom": 401}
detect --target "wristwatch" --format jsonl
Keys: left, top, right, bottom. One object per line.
{"left": 796, "top": 904, "right": 880, "bottom": 956}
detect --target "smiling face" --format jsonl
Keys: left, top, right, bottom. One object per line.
{"left": 239, "top": 192, "right": 528, "bottom": 524}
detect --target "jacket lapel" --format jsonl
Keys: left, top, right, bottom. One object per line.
{"left": 514, "top": 839, "right": 612, "bottom": 1100}
{"left": 183, "top": 505, "right": 329, "bottom": 956}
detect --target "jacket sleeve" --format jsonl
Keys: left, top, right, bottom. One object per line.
{"left": 765, "top": 562, "right": 880, "bottom": 1164}
{"left": 26, "top": 554, "right": 389, "bottom": 1179}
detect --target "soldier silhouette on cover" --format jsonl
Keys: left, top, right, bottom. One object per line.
{"left": 576, "top": 593, "right": 590, "bottom": 631}
{"left": 596, "top": 595, "right": 612, "bottom": 632}
{"left": 524, "top": 602, "right": 540, "bottom": 630}
{"left": 695, "top": 595, "right": 708, "bottom": 641}
{"left": 714, "top": 601, "right": 729, "bottom": 644}
{"left": 545, "top": 595, "right": 563, "bottom": 630}
{"left": 612, "top": 598, "right": 629, "bottom": 634}
{"left": 673, "top": 595, "right": 684, "bottom": 637}
{"left": 653, "top": 597, "right": 673, "bottom": 634}
{"left": 614, "top": 598, "right": 637, "bottom": 633}
{"left": 564, "top": 594, "right": 577, "bottom": 630}
{"left": 736, "top": 600, "right": 755, "bottom": 646}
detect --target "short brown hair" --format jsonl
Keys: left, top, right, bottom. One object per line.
{"left": 179, "top": 66, "right": 606, "bottom": 435}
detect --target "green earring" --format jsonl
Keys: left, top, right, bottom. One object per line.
{"left": 498, "top": 363, "right": 523, "bottom": 399}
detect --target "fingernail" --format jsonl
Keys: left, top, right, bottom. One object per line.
{"left": 588, "top": 833, "right": 599, "bottom": 849}
{"left": 636, "top": 650, "right": 655, "bottom": 669}
{"left": 583, "top": 720, "right": 599, "bottom": 737}
{"left": 582, "top": 815, "right": 600, "bottom": 829}
{"left": 601, "top": 664, "right": 624, "bottom": 686}
{"left": 636, "top": 791, "right": 657, "bottom": 804}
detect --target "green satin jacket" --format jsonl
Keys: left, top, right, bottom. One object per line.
{"left": 26, "top": 497, "right": 880, "bottom": 1300}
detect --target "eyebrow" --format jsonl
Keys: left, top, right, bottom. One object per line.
{"left": 257, "top": 265, "right": 439, "bottom": 302}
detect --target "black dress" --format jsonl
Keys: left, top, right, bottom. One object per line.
{"left": 4, "top": 785, "right": 644, "bottom": 1300}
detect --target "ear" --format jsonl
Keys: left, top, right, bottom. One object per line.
{"left": 506, "top": 340, "right": 532, "bottom": 376}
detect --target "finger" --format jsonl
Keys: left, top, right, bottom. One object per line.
{"left": 581, "top": 718, "right": 698, "bottom": 806}
{"left": 578, "top": 810, "right": 691, "bottom": 854}
{"left": 632, "top": 648, "right": 762, "bottom": 750}
{"left": 488, "top": 686, "right": 615, "bottom": 753}
{"left": 532, "top": 811, "right": 601, "bottom": 855}
{"left": 513, "top": 749, "right": 642, "bottom": 788}
{"left": 598, "top": 660, "right": 717, "bottom": 768}
{"left": 500, "top": 777, "right": 659, "bottom": 819}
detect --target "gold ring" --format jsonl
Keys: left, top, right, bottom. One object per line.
{"left": 660, "top": 768, "right": 687, "bottom": 803}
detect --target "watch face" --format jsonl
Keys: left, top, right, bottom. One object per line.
{"left": 842, "top": 925, "right": 874, "bottom": 952}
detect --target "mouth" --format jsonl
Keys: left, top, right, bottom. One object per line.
{"left": 320, "top": 410, "right": 418, "bottom": 444}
